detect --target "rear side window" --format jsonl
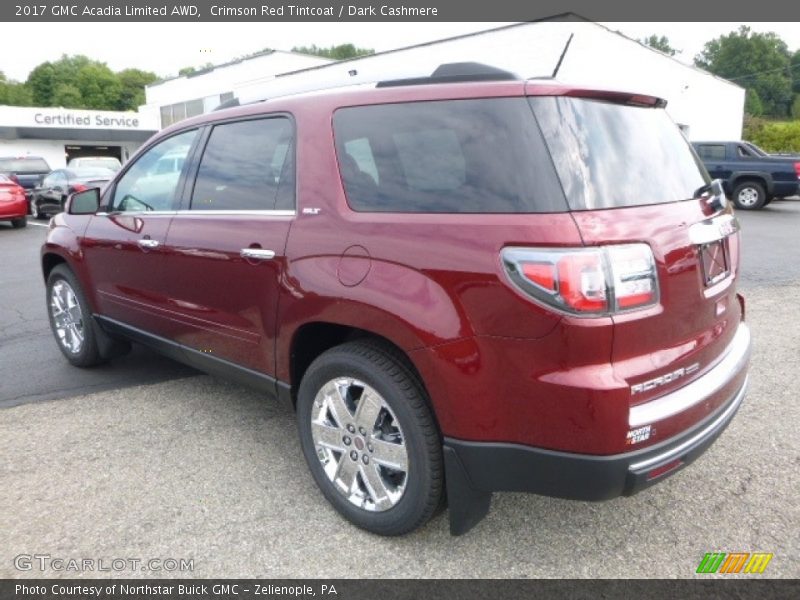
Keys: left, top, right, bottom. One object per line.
{"left": 333, "top": 98, "right": 566, "bottom": 213}
{"left": 0, "top": 158, "right": 51, "bottom": 172}
{"left": 190, "top": 117, "right": 294, "bottom": 211}
{"left": 695, "top": 145, "right": 727, "bottom": 161}
{"left": 530, "top": 97, "right": 709, "bottom": 210}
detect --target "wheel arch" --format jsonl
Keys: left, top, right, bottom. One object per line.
{"left": 286, "top": 322, "right": 436, "bottom": 420}
{"left": 731, "top": 172, "right": 772, "bottom": 194}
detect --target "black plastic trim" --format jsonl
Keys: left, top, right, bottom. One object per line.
{"left": 444, "top": 377, "right": 747, "bottom": 535}
{"left": 95, "top": 315, "right": 283, "bottom": 401}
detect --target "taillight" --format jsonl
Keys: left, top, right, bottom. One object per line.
{"left": 794, "top": 162, "right": 800, "bottom": 179}
{"left": 71, "top": 183, "right": 88, "bottom": 193}
{"left": 502, "top": 244, "right": 659, "bottom": 316}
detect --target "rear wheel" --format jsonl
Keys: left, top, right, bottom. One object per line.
{"left": 296, "top": 341, "right": 443, "bottom": 536}
{"left": 10, "top": 217, "right": 27, "bottom": 228}
{"left": 46, "top": 265, "right": 105, "bottom": 367}
{"left": 732, "top": 181, "right": 766, "bottom": 210}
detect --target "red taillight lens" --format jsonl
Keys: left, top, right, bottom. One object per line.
{"left": 71, "top": 183, "right": 88, "bottom": 193}
{"left": 502, "top": 244, "right": 658, "bottom": 316}
{"left": 794, "top": 162, "right": 800, "bottom": 178}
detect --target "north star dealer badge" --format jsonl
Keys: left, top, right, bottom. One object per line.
{"left": 626, "top": 425, "right": 653, "bottom": 445}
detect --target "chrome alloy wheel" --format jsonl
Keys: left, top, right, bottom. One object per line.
{"left": 50, "top": 280, "right": 85, "bottom": 354}
{"left": 310, "top": 377, "right": 408, "bottom": 512}
{"left": 737, "top": 186, "right": 759, "bottom": 207}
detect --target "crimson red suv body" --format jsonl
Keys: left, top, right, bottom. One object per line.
{"left": 42, "top": 65, "right": 751, "bottom": 535}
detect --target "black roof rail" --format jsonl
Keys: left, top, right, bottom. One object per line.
{"left": 376, "top": 62, "right": 519, "bottom": 88}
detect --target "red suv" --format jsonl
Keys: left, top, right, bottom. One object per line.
{"left": 42, "top": 64, "right": 751, "bottom": 536}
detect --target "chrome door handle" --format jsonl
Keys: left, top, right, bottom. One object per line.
{"left": 138, "top": 239, "right": 160, "bottom": 249}
{"left": 240, "top": 248, "right": 275, "bottom": 260}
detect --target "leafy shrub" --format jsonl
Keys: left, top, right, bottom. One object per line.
{"left": 743, "top": 117, "right": 800, "bottom": 152}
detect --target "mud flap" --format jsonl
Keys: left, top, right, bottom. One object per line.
{"left": 91, "top": 316, "right": 131, "bottom": 360}
{"left": 444, "top": 445, "right": 492, "bottom": 536}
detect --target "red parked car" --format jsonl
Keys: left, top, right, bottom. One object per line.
{"left": 0, "top": 174, "right": 28, "bottom": 228}
{"left": 41, "top": 64, "right": 751, "bottom": 536}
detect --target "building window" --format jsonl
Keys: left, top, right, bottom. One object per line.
{"left": 160, "top": 92, "right": 236, "bottom": 128}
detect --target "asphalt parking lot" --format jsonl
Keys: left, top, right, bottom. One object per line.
{"left": 1, "top": 202, "right": 799, "bottom": 578}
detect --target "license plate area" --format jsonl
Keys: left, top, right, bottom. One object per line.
{"left": 699, "top": 239, "right": 730, "bottom": 287}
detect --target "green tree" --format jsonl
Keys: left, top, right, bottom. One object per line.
{"left": 792, "top": 49, "right": 800, "bottom": 94}
{"left": 791, "top": 95, "right": 800, "bottom": 119}
{"left": 26, "top": 62, "right": 58, "bottom": 106}
{"left": 695, "top": 26, "right": 793, "bottom": 118}
{"left": 51, "top": 83, "right": 83, "bottom": 108}
{"left": 0, "top": 71, "right": 32, "bottom": 106}
{"left": 745, "top": 88, "right": 764, "bottom": 116}
{"left": 117, "top": 68, "right": 158, "bottom": 111}
{"left": 641, "top": 35, "right": 677, "bottom": 56}
{"left": 291, "top": 43, "right": 374, "bottom": 60}
{"left": 75, "top": 63, "right": 121, "bottom": 109}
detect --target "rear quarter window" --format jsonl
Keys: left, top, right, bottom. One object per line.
{"left": 333, "top": 98, "right": 567, "bottom": 213}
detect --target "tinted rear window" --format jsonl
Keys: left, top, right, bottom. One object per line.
{"left": 333, "top": 98, "right": 566, "bottom": 213}
{"left": 0, "top": 158, "right": 51, "bottom": 173}
{"left": 530, "top": 97, "right": 709, "bottom": 210}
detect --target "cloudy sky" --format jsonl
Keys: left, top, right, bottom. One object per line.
{"left": 1, "top": 22, "right": 799, "bottom": 82}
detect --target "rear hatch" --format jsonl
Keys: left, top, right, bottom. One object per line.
{"left": 529, "top": 94, "right": 742, "bottom": 404}
{"left": 0, "top": 157, "right": 51, "bottom": 190}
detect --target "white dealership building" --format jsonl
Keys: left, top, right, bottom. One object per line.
{"left": 140, "top": 18, "right": 745, "bottom": 140}
{"left": 0, "top": 106, "right": 159, "bottom": 169}
{"left": 0, "top": 18, "right": 745, "bottom": 168}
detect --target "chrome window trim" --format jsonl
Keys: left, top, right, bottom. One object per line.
{"left": 628, "top": 323, "right": 751, "bottom": 428}
{"left": 95, "top": 209, "right": 296, "bottom": 217}
{"left": 629, "top": 375, "right": 748, "bottom": 472}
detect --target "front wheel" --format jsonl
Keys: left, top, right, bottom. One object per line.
{"left": 30, "top": 198, "right": 44, "bottom": 219}
{"left": 46, "top": 265, "right": 105, "bottom": 367}
{"left": 296, "top": 341, "right": 443, "bottom": 536}
{"left": 732, "top": 181, "right": 766, "bottom": 210}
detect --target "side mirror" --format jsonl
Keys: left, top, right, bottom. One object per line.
{"left": 67, "top": 188, "right": 100, "bottom": 215}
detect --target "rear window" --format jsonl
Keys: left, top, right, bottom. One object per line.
{"left": 333, "top": 98, "right": 566, "bottom": 213}
{"left": 0, "top": 158, "right": 51, "bottom": 173}
{"left": 530, "top": 97, "right": 709, "bottom": 210}
{"left": 72, "top": 158, "right": 121, "bottom": 170}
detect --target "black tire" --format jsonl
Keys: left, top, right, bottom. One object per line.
{"left": 10, "top": 217, "right": 27, "bottom": 228}
{"left": 30, "top": 198, "right": 45, "bottom": 220}
{"left": 764, "top": 196, "right": 774, "bottom": 206}
{"left": 296, "top": 340, "right": 443, "bottom": 536}
{"left": 732, "top": 181, "right": 766, "bottom": 210}
{"left": 46, "top": 264, "right": 105, "bottom": 367}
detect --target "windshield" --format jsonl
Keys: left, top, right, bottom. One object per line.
{"left": 744, "top": 142, "right": 768, "bottom": 157}
{"left": 529, "top": 97, "right": 709, "bottom": 210}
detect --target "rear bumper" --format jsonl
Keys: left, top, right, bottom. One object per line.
{"left": 445, "top": 374, "right": 747, "bottom": 504}
{"left": 443, "top": 322, "right": 750, "bottom": 534}
{"left": 0, "top": 199, "right": 27, "bottom": 219}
